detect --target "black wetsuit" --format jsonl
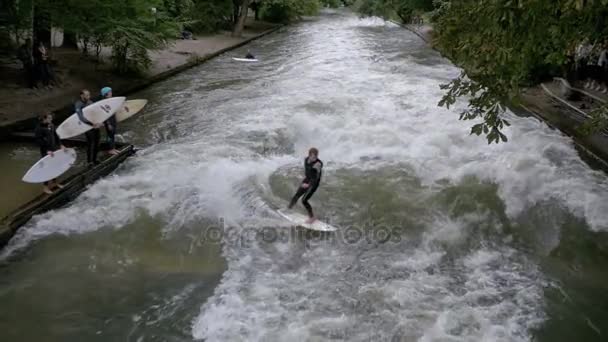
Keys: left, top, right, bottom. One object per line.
{"left": 289, "top": 157, "right": 323, "bottom": 217}
{"left": 75, "top": 98, "right": 99, "bottom": 164}
{"left": 35, "top": 121, "right": 61, "bottom": 185}
{"left": 246, "top": 53, "right": 255, "bottom": 59}
{"left": 104, "top": 113, "right": 117, "bottom": 150}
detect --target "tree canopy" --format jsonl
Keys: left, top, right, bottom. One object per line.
{"left": 433, "top": 0, "right": 608, "bottom": 143}
{"left": 1, "top": 0, "right": 324, "bottom": 73}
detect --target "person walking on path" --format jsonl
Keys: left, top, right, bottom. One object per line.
{"left": 34, "top": 41, "right": 54, "bottom": 89}
{"left": 35, "top": 112, "right": 66, "bottom": 194}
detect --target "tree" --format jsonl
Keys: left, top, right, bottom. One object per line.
{"left": 232, "top": 0, "right": 251, "bottom": 37}
{"left": 259, "top": 0, "right": 321, "bottom": 23}
{"left": 1, "top": 0, "right": 35, "bottom": 47}
{"left": 45, "top": 0, "right": 180, "bottom": 73}
{"left": 433, "top": 0, "right": 608, "bottom": 143}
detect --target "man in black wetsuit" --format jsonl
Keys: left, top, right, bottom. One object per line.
{"left": 75, "top": 89, "right": 102, "bottom": 166}
{"left": 245, "top": 50, "right": 255, "bottom": 59}
{"left": 288, "top": 147, "right": 323, "bottom": 223}
{"left": 98, "top": 87, "right": 119, "bottom": 155}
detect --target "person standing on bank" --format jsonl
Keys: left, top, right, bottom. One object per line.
{"left": 75, "top": 89, "right": 102, "bottom": 166}
{"left": 35, "top": 112, "right": 66, "bottom": 194}
{"left": 288, "top": 147, "right": 323, "bottom": 223}
{"left": 99, "top": 87, "right": 119, "bottom": 155}
{"left": 17, "top": 38, "right": 35, "bottom": 89}
{"left": 34, "top": 41, "right": 53, "bottom": 89}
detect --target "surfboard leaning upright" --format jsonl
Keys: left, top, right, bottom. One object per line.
{"left": 56, "top": 97, "right": 126, "bottom": 139}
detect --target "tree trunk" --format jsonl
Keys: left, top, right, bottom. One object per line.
{"left": 62, "top": 32, "right": 79, "bottom": 49}
{"left": 232, "top": 0, "right": 250, "bottom": 37}
{"left": 232, "top": 0, "right": 240, "bottom": 25}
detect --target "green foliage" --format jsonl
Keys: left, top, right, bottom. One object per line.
{"left": 320, "top": 0, "right": 342, "bottom": 8}
{"left": 46, "top": 0, "right": 180, "bottom": 74}
{"left": 260, "top": 0, "right": 321, "bottom": 23}
{"left": 189, "top": 0, "right": 233, "bottom": 33}
{"left": 1, "top": 0, "right": 35, "bottom": 46}
{"left": 355, "top": 0, "right": 433, "bottom": 23}
{"left": 433, "top": 0, "right": 608, "bottom": 143}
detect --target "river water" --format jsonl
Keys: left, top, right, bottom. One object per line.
{"left": 2, "top": 10, "right": 608, "bottom": 342}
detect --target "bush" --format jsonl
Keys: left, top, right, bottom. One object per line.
{"left": 190, "top": 0, "right": 233, "bottom": 33}
{"left": 260, "top": 0, "right": 320, "bottom": 23}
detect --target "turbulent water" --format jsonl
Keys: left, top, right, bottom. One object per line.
{"left": 1, "top": 10, "right": 608, "bottom": 342}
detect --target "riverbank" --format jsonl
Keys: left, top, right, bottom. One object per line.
{"left": 0, "top": 19, "right": 280, "bottom": 140}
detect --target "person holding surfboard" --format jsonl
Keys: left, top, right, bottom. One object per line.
{"left": 35, "top": 112, "right": 65, "bottom": 194}
{"left": 75, "top": 89, "right": 102, "bottom": 166}
{"left": 288, "top": 147, "right": 323, "bottom": 224}
{"left": 99, "top": 87, "right": 119, "bottom": 155}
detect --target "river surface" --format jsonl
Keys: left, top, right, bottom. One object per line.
{"left": 2, "top": 10, "right": 608, "bottom": 342}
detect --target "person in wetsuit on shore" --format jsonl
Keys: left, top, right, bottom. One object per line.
{"left": 98, "top": 87, "right": 119, "bottom": 155}
{"left": 288, "top": 147, "right": 323, "bottom": 223}
{"left": 35, "top": 112, "right": 66, "bottom": 194}
{"left": 75, "top": 89, "right": 102, "bottom": 167}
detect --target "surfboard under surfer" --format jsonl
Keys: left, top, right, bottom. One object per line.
{"left": 288, "top": 147, "right": 323, "bottom": 224}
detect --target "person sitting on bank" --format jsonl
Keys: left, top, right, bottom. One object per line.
{"left": 245, "top": 50, "right": 256, "bottom": 59}
{"left": 75, "top": 89, "right": 102, "bottom": 166}
{"left": 98, "top": 87, "right": 119, "bottom": 155}
{"left": 35, "top": 112, "right": 65, "bottom": 194}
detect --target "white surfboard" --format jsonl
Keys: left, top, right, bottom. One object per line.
{"left": 22, "top": 148, "right": 77, "bottom": 183}
{"left": 233, "top": 57, "right": 258, "bottom": 62}
{"left": 115, "top": 99, "right": 148, "bottom": 123}
{"left": 56, "top": 97, "right": 126, "bottom": 139}
{"left": 277, "top": 209, "right": 338, "bottom": 232}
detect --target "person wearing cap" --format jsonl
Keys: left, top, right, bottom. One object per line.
{"left": 99, "top": 87, "right": 119, "bottom": 155}
{"left": 75, "top": 89, "right": 102, "bottom": 166}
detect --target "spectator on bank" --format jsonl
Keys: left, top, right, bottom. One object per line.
{"left": 181, "top": 30, "right": 193, "bottom": 40}
{"left": 17, "top": 39, "right": 36, "bottom": 89}
{"left": 575, "top": 38, "right": 593, "bottom": 85}
{"left": 34, "top": 41, "right": 54, "bottom": 89}
{"left": 597, "top": 42, "right": 608, "bottom": 94}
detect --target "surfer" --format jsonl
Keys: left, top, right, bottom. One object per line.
{"left": 245, "top": 50, "right": 256, "bottom": 60}
{"left": 288, "top": 147, "right": 323, "bottom": 223}
{"left": 99, "top": 87, "right": 119, "bottom": 155}
{"left": 35, "top": 112, "right": 65, "bottom": 194}
{"left": 75, "top": 89, "right": 102, "bottom": 167}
